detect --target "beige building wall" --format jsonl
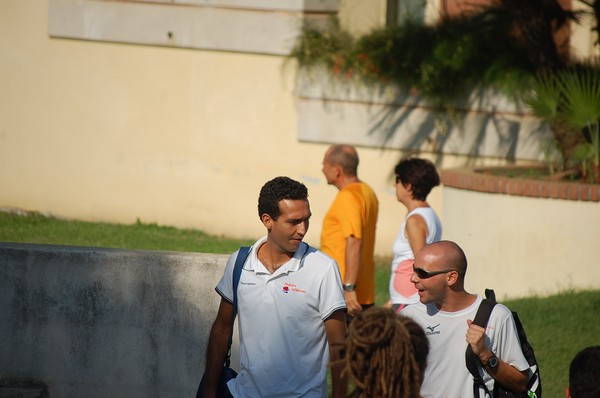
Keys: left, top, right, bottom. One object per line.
{"left": 443, "top": 187, "right": 600, "bottom": 299}
{"left": 1, "top": 0, "right": 596, "bottom": 268}
{"left": 571, "top": 0, "right": 600, "bottom": 60}
{"left": 338, "top": 0, "right": 387, "bottom": 35}
{"left": 1, "top": 0, "right": 443, "bottom": 256}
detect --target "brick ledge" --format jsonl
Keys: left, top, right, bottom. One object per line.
{"left": 441, "top": 167, "right": 600, "bottom": 202}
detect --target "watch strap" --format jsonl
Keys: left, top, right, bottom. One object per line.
{"left": 343, "top": 283, "right": 356, "bottom": 292}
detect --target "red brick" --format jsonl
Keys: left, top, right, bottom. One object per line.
{"left": 441, "top": 167, "right": 600, "bottom": 202}
{"left": 568, "top": 185, "right": 580, "bottom": 201}
{"left": 539, "top": 182, "right": 550, "bottom": 198}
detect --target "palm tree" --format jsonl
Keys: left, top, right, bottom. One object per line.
{"left": 524, "top": 66, "right": 600, "bottom": 182}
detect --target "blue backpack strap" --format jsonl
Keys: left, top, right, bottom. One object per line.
{"left": 232, "top": 246, "right": 250, "bottom": 315}
{"left": 224, "top": 246, "right": 250, "bottom": 367}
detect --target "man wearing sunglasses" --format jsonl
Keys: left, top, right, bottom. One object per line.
{"left": 401, "top": 240, "right": 531, "bottom": 398}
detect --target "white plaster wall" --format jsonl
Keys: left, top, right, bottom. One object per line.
{"left": 1, "top": 0, "right": 596, "bottom": 263}
{"left": 442, "top": 187, "right": 600, "bottom": 299}
{"left": 570, "top": 0, "right": 600, "bottom": 61}
{"left": 1, "top": 0, "right": 446, "bottom": 256}
{"left": 48, "top": 0, "right": 338, "bottom": 55}
{"left": 338, "top": 0, "right": 387, "bottom": 35}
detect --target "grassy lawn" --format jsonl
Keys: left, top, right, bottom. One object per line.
{"left": 2, "top": 210, "right": 598, "bottom": 397}
{"left": 0, "top": 210, "right": 254, "bottom": 253}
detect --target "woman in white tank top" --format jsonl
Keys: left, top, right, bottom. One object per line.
{"left": 386, "top": 157, "right": 442, "bottom": 313}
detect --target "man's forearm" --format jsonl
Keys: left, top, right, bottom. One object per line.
{"left": 202, "top": 321, "right": 232, "bottom": 398}
{"left": 325, "top": 311, "right": 348, "bottom": 398}
{"left": 203, "top": 299, "right": 235, "bottom": 398}
{"left": 480, "top": 351, "right": 529, "bottom": 392}
{"left": 344, "top": 236, "right": 362, "bottom": 284}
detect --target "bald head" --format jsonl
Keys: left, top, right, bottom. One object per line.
{"left": 326, "top": 145, "right": 359, "bottom": 177}
{"left": 417, "top": 240, "right": 468, "bottom": 277}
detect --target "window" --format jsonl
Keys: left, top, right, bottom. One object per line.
{"left": 386, "top": 0, "right": 426, "bottom": 26}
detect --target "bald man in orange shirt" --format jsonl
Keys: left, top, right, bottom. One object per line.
{"left": 321, "top": 144, "right": 379, "bottom": 320}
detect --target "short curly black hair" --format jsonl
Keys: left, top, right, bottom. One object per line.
{"left": 569, "top": 346, "right": 600, "bottom": 398}
{"left": 394, "top": 158, "right": 440, "bottom": 201}
{"left": 258, "top": 176, "right": 308, "bottom": 220}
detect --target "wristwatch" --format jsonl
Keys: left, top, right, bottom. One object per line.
{"left": 343, "top": 283, "right": 356, "bottom": 292}
{"left": 484, "top": 352, "right": 499, "bottom": 370}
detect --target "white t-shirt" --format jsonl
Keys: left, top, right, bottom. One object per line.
{"left": 216, "top": 236, "right": 346, "bottom": 398}
{"left": 401, "top": 296, "right": 530, "bottom": 398}
{"left": 390, "top": 207, "right": 442, "bottom": 304}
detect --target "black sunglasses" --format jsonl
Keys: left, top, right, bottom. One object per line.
{"left": 413, "top": 264, "right": 458, "bottom": 279}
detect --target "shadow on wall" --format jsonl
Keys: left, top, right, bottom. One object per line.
{"left": 295, "top": 71, "right": 551, "bottom": 163}
{"left": 0, "top": 243, "right": 230, "bottom": 398}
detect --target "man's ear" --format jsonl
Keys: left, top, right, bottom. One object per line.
{"left": 261, "top": 213, "right": 272, "bottom": 231}
{"left": 565, "top": 386, "right": 570, "bottom": 398}
{"left": 446, "top": 270, "right": 459, "bottom": 287}
{"left": 333, "top": 163, "right": 343, "bottom": 178}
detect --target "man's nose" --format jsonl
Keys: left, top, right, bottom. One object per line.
{"left": 297, "top": 221, "right": 308, "bottom": 235}
{"left": 410, "top": 272, "right": 419, "bottom": 284}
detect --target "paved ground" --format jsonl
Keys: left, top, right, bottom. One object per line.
{"left": 0, "top": 387, "right": 46, "bottom": 398}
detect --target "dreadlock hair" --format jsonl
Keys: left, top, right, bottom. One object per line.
{"left": 398, "top": 314, "right": 429, "bottom": 385}
{"left": 345, "top": 307, "right": 427, "bottom": 398}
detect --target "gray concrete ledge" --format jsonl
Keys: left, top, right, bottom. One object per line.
{"left": 0, "top": 243, "right": 232, "bottom": 398}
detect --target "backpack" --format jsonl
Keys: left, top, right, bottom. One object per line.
{"left": 465, "top": 289, "right": 542, "bottom": 398}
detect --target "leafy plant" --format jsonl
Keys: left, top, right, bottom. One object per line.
{"left": 290, "top": 14, "right": 535, "bottom": 105}
{"left": 523, "top": 65, "right": 600, "bottom": 182}
{"left": 289, "top": 18, "right": 355, "bottom": 76}
{"left": 289, "top": 2, "right": 600, "bottom": 181}
{"left": 560, "top": 66, "right": 600, "bottom": 180}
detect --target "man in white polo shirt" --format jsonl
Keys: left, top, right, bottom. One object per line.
{"left": 203, "top": 176, "right": 347, "bottom": 398}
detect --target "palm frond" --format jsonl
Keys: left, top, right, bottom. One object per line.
{"left": 522, "top": 72, "right": 561, "bottom": 121}
{"left": 558, "top": 66, "right": 600, "bottom": 130}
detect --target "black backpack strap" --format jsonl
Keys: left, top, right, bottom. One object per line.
{"left": 466, "top": 293, "right": 497, "bottom": 397}
{"left": 484, "top": 288, "right": 496, "bottom": 303}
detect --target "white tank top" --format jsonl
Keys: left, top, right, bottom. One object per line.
{"left": 389, "top": 207, "right": 442, "bottom": 304}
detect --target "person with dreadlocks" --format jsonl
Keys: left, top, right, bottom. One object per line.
{"left": 344, "top": 307, "right": 429, "bottom": 398}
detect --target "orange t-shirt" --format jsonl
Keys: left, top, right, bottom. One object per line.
{"left": 320, "top": 182, "right": 379, "bottom": 305}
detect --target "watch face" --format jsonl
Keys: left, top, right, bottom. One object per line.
{"left": 488, "top": 355, "right": 499, "bottom": 368}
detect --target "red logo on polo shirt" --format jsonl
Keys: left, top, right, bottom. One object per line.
{"left": 282, "top": 283, "right": 306, "bottom": 294}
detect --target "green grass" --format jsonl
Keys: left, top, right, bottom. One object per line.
{"left": 375, "top": 255, "right": 392, "bottom": 306}
{"left": 504, "top": 290, "right": 600, "bottom": 397}
{"left": 0, "top": 210, "right": 254, "bottom": 253}
{"left": 2, "top": 210, "right": 598, "bottom": 397}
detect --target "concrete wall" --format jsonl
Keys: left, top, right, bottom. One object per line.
{"left": 442, "top": 186, "right": 600, "bottom": 299}
{"left": 0, "top": 243, "right": 234, "bottom": 398}
{"left": 48, "top": 0, "right": 339, "bottom": 55}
